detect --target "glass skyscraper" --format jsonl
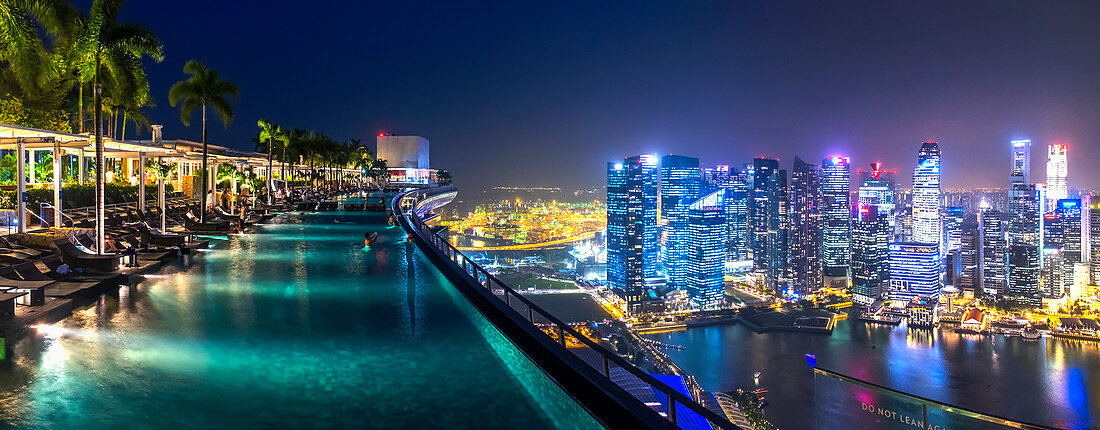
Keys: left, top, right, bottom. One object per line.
{"left": 852, "top": 205, "right": 890, "bottom": 305}
{"left": 889, "top": 242, "right": 942, "bottom": 302}
{"left": 943, "top": 206, "right": 964, "bottom": 252}
{"left": 820, "top": 155, "right": 851, "bottom": 284}
{"left": 723, "top": 165, "right": 751, "bottom": 263}
{"left": 790, "top": 157, "right": 823, "bottom": 294}
{"left": 1008, "top": 245, "right": 1041, "bottom": 306}
{"left": 980, "top": 204, "right": 1008, "bottom": 296}
{"left": 606, "top": 155, "right": 659, "bottom": 313}
{"left": 857, "top": 162, "right": 897, "bottom": 223}
{"left": 747, "top": 158, "right": 789, "bottom": 292}
{"left": 1055, "top": 198, "right": 1083, "bottom": 297}
{"left": 1046, "top": 144, "right": 1068, "bottom": 208}
{"left": 686, "top": 190, "right": 727, "bottom": 307}
{"left": 912, "top": 142, "right": 942, "bottom": 247}
{"left": 659, "top": 155, "right": 700, "bottom": 288}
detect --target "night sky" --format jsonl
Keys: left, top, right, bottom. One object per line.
{"left": 115, "top": 0, "right": 1100, "bottom": 193}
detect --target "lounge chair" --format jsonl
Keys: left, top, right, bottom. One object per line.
{"left": 52, "top": 238, "right": 121, "bottom": 272}
{"left": 135, "top": 222, "right": 188, "bottom": 247}
{"left": 183, "top": 212, "right": 230, "bottom": 233}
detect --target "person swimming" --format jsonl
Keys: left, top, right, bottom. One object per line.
{"left": 364, "top": 232, "right": 379, "bottom": 247}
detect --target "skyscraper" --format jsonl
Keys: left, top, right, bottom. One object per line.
{"left": 1008, "top": 245, "right": 1041, "bottom": 306}
{"left": 606, "top": 155, "right": 659, "bottom": 313}
{"left": 821, "top": 155, "right": 851, "bottom": 286}
{"left": 1056, "top": 199, "right": 1083, "bottom": 297}
{"left": 912, "top": 142, "right": 942, "bottom": 247}
{"left": 959, "top": 222, "right": 981, "bottom": 292}
{"left": 790, "top": 157, "right": 823, "bottom": 294}
{"left": 723, "top": 165, "right": 751, "bottom": 262}
{"left": 659, "top": 155, "right": 701, "bottom": 288}
{"left": 748, "top": 158, "right": 783, "bottom": 290}
{"left": 764, "top": 168, "right": 790, "bottom": 291}
{"left": 1006, "top": 140, "right": 1041, "bottom": 302}
{"left": 980, "top": 204, "right": 1008, "bottom": 296}
{"left": 889, "top": 242, "right": 942, "bottom": 302}
{"left": 852, "top": 205, "right": 890, "bottom": 305}
{"left": 943, "top": 207, "right": 964, "bottom": 252}
{"left": 857, "top": 162, "right": 897, "bottom": 222}
{"left": 686, "top": 190, "right": 727, "bottom": 308}
{"left": 1091, "top": 198, "right": 1100, "bottom": 286}
{"left": 1046, "top": 144, "right": 1068, "bottom": 207}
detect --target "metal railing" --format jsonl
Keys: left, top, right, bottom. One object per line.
{"left": 395, "top": 189, "right": 742, "bottom": 430}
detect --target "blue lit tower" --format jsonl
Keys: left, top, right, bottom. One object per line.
{"left": 686, "top": 190, "right": 727, "bottom": 308}
{"left": 723, "top": 165, "right": 751, "bottom": 262}
{"left": 606, "top": 155, "right": 659, "bottom": 313}
{"left": 659, "top": 155, "right": 701, "bottom": 288}
{"left": 852, "top": 205, "right": 890, "bottom": 305}
{"left": 790, "top": 157, "right": 823, "bottom": 293}
{"left": 820, "top": 155, "right": 851, "bottom": 286}
{"left": 912, "top": 142, "right": 942, "bottom": 247}
{"left": 889, "top": 242, "right": 942, "bottom": 302}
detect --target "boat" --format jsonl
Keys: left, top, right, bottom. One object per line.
{"left": 858, "top": 312, "right": 902, "bottom": 325}
{"left": 1022, "top": 327, "right": 1041, "bottom": 340}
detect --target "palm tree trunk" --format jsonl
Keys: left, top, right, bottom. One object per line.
{"left": 121, "top": 112, "right": 127, "bottom": 141}
{"left": 266, "top": 138, "right": 273, "bottom": 205}
{"left": 78, "top": 83, "right": 83, "bottom": 134}
{"left": 94, "top": 65, "right": 106, "bottom": 254}
{"left": 200, "top": 103, "right": 208, "bottom": 223}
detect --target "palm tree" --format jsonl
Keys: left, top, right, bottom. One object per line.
{"left": 257, "top": 119, "right": 283, "bottom": 204}
{"left": 168, "top": 59, "right": 238, "bottom": 222}
{"left": 69, "top": 0, "right": 162, "bottom": 252}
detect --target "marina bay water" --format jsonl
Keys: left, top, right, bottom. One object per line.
{"left": 0, "top": 211, "right": 599, "bottom": 429}
{"left": 645, "top": 316, "right": 1099, "bottom": 429}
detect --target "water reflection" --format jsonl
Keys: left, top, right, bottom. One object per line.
{"left": 649, "top": 316, "right": 1100, "bottom": 429}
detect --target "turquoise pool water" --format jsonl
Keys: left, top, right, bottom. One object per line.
{"left": 0, "top": 211, "right": 602, "bottom": 429}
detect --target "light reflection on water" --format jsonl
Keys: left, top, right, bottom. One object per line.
{"left": 0, "top": 211, "right": 599, "bottom": 429}
{"left": 648, "top": 316, "right": 1099, "bottom": 429}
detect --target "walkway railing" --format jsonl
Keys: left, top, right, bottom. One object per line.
{"left": 394, "top": 188, "right": 743, "bottom": 430}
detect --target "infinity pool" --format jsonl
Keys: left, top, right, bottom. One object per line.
{"left": 0, "top": 211, "right": 601, "bottom": 429}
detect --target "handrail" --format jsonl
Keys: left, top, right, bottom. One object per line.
{"left": 394, "top": 188, "right": 742, "bottom": 430}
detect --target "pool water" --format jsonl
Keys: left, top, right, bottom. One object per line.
{"left": 0, "top": 211, "right": 602, "bottom": 429}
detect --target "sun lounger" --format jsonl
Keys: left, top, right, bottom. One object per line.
{"left": 53, "top": 238, "right": 121, "bottom": 272}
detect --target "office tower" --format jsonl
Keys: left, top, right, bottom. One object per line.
{"left": 857, "top": 162, "right": 897, "bottom": 224}
{"left": 894, "top": 206, "right": 913, "bottom": 242}
{"left": 764, "top": 168, "right": 790, "bottom": 291}
{"left": 1040, "top": 249, "right": 1063, "bottom": 298}
{"left": 980, "top": 204, "right": 1008, "bottom": 296}
{"left": 821, "top": 155, "right": 851, "bottom": 285}
{"left": 959, "top": 222, "right": 980, "bottom": 292}
{"left": 943, "top": 207, "right": 964, "bottom": 252}
{"left": 686, "top": 190, "right": 727, "bottom": 308}
{"left": 1046, "top": 144, "right": 1068, "bottom": 207}
{"left": 889, "top": 242, "right": 942, "bottom": 302}
{"left": 606, "top": 155, "right": 659, "bottom": 313}
{"left": 944, "top": 249, "right": 962, "bottom": 288}
{"left": 1056, "top": 199, "right": 1083, "bottom": 296}
{"left": 852, "top": 205, "right": 890, "bottom": 305}
{"left": 1007, "top": 140, "right": 1041, "bottom": 247}
{"left": 912, "top": 143, "right": 942, "bottom": 251}
{"left": 659, "top": 155, "right": 700, "bottom": 288}
{"left": 702, "top": 164, "right": 730, "bottom": 193}
{"left": 790, "top": 157, "right": 823, "bottom": 293}
{"left": 1091, "top": 198, "right": 1100, "bottom": 285}
{"left": 723, "top": 165, "right": 750, "bottom": 262}
{"left": 750, "top": 158, "right": 780, "bottom": 273}
{"left": 1008, "top": 245, "right": 1041, "bottom": 306}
